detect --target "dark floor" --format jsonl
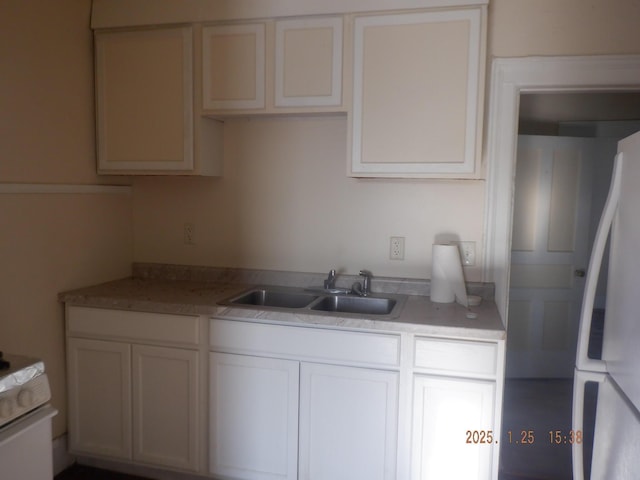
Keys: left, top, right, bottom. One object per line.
{"left": 497, "top": 309, "right": 603, "bottom": 480}
{"left": 499, "top": 378, "right": 574, "bottom": 479}
{"left": 498, "top": 378, "right": 598, "bottom": 480}
{"left": 55, "top": 464, "right": 150, "bottom": 480}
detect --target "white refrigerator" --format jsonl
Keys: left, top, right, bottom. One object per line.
{"left": 573, "top": 130, "right": 640, "bottom": 479}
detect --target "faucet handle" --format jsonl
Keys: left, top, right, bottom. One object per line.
{"left": 324, "top": 269, "right": 337, "bottom": 289}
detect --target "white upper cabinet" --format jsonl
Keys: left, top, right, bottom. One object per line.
{"left": 94, "top": 3, "right": 486, "bottom": 178}
{"left": 349, "top": 8, "right": 486, "bottom": 178}
{"left": 275, "top": 17, "right": 343, "bottom": 108}
{"left": 202, "top": 24, "right": 266, "bottom": 110}
{"left": 202, "top": 17, "right": 344, "bottom": 114}
{"left": 95, "top": 26, "right": 222, "bottom": 175}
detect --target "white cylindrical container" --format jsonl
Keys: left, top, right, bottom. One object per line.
{"left": 430, "top": 244, "right": 468, "bottom": 307}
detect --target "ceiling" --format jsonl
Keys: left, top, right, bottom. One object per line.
{"left": 518, "top": 92, "right": 640, "bottom": 135}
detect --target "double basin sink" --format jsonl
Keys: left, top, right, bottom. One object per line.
{"left": 220, "top": 286, "right": 406, "bottom": 319}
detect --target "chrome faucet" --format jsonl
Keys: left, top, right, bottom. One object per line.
{"left": 324, "top": 269, "right": 337, "bottom": 289}
{"left": 352, "top": 269, "right": 372, "bottom": 296}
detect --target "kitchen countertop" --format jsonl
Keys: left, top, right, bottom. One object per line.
{"left": 60, "top": 271, "right": 505, "bottom": 341}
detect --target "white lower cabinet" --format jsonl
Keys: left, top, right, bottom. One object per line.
{"left": 66, "top": 307, "right": 201, "bottom": 473}
{"left": 298, "top": 363, "right": 398, "bottom": 480}
{"left": 67, "top": 337, "right": 132, "bottom": 460}
{"left": 410, "top": 336, "right": 502, "bottom": 480}
{"left": 209, "top": 354, "right": 399, "bottom": 480}
{"left": 132, "top": 345, "right": 199, "bottom": 471}
{"left": 209, "top": 318, "right": 401, "bottom": 480}
{"left": 411, "top": 375, "right": 495, "bottom": 480}
{"left": 65, "top": 307, "right": 503, "bottom": 480}
{"left": 209, "top": 352, "right": 300, "bottom": 480}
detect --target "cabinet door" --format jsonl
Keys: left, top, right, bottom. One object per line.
{"left": 67, "top": 338, "right": 132, "bottom": 459}
{"left": 132, "top": 345, "right": 199, "bottom": 472}
{"left": 95, "top": 27, "right": 194, "bottom": 172}
{"left": 411, "top": 375, "right": 495, "bottom": 480}
{"left": 202, "top": 24, "right": 266, "bottom": 110}
{"left": 299, "top": 363, "right": 398, "bottom": 480}
{"left": 209, "top": 353, "right": 299, "bottom": 480}
{"left": 275, "top": 17, "right": 343, "bottom": 107}
{"left": 350, "top": 9, "right": 483, "bottom": 177}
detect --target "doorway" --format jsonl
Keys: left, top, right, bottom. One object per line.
{"left": 504, "top": 94, "right": 640, "bottom": 479}
{"left": 483, "top": 56, "right": 640, "bottom": 480}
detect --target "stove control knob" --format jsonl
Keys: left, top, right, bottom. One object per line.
{"left": 0, "top": 397, "right": 14, "bottom": 418}
{"left": 18, "top": 389, "right": 35, "bottom": 408}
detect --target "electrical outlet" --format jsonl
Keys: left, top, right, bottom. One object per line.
{"left": 390, "top": 236, "right": 405, "bottom": 260}
{"left": 184, "top": 223, "right": 195, "bottom": 245}
{"left": 456, "top": 241, "right": 476, "bottom": 266}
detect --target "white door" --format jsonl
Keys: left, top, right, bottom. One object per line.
{"left": 67, "top": 337, "right": 132, "bottom": 459}
{"left": 209, "top": 353, "right": 299, "bottom": 480}
{"left": 508, "top": 135, "right": 616, "bottom": 377}
{"left": 132, "top": 345, "right": 199, "bottom": 471}
{"left": 299, "top": 363, "right": 398, "bottom": 480}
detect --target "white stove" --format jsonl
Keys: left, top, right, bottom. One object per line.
{"left": 0, "top": 353, "right": 52, "bottom": 428}
{"left": 0, "top": 352, "right": 57, "bottom": 480}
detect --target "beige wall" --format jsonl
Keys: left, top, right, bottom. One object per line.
{"left": 133, "top": 117, "right": 485, "bottom": 280}
{"left": 489, "top": 0, "right": 640, "bottom": 57}
{"left": 132, "top": 1, "right": 640, "bottom": 282}
{"left": 0, "top": 195, "right": 132, "bottom": 438}
{"left": 0, "top": 0, "right": 133, "bottom": 438}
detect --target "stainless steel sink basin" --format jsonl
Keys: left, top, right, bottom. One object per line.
{"left": 310, "top": 295, "right": 397, "bottom": 315}
{"left": 229, "top": 289, "right": 318, "bottom": 308}
{"left": 221, "top": 286, "right": 405, "bottom": 319}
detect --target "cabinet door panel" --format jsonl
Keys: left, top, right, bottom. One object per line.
{"left": 351, "top": 9, "right": 483, "bottom": 177}
{"left": 132, "top": 345, "right": 199, "bottom": 471}
{"left": 67, "top": 338, "right": 131, "bottom": 459}
{"left": 209, "top": 353, "right": 299, "bottom": 480}
{"left": 202, "top": 24, "right": 266, "bottom": 110}
{"left": 411, "top": 375, "right": 495, "bottom": 480}
{"left": 95, "top": 27, "right": 193, "bottom": 171}
{"left": 275, "top": 17, "right": 343, "bottom": 107}
{"left": 299, "top": 363, "right": 398, "bottom": 480}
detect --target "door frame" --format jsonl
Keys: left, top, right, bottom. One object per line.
{"left": 483, "top": 55, "right": 640, "bottom": 325}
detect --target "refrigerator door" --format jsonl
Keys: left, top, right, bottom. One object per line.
{"left": 602, "top": 131, "right": 640, "bottom": 412}
{"left": 590, "top": 375, "right": 640, "bottom": 479}
{"left": 574, "top": 151, "right": 622, "bottom": 373}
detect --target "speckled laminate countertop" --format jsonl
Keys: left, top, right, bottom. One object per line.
{"left": 60, "top": 266, "right": 505, "bottom": 341}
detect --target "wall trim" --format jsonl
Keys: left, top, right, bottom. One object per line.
{"left": 91, "top": 0, "right": 489, "bottom": 29}
{"left": 0, "top": 183, "right": 132, "bottom": 195}
{"left": 483, "top": 54, "right": 640, "bottom": 324}
{"left": 53, "top": 434, "right": 76, "bottom": 475}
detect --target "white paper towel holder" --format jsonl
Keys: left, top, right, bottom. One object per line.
{"left": 430, "top": 243, "right": 469, "bottom": 307}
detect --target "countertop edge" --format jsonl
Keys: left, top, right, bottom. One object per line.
{"left": 60, "top": 277, "right": 505, "bottom": 341}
